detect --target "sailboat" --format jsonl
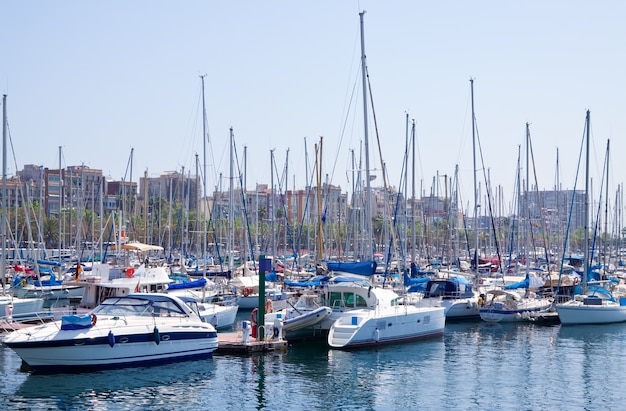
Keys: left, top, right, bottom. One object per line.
{"left": 556, "top": 111, "right": 626, "bottom": 325}
{"left": 479, "top": 122, "right": 552, "bottom": 322}
{"left": 0, "top": 95, "right": 46, "bottom": 324}
{"left": 321, "top": 12, "right": 445, "bottom": 348}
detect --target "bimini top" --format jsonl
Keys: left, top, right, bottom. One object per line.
{"left": 112, "top": 241, "right": 164, "bottom": 253}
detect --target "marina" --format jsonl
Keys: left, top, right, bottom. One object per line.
{"left": 1, "top": 318, "right": 625, "bottom": 410}
{"left": 2, "top": 3, "right": 626, "bottom": 409}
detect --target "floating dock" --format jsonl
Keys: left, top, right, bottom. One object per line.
{"left": 216, "top": 331, "right": 288, "bottom": 354}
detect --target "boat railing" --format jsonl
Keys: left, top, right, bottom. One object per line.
{"left": 0, "top": 310, "right": 53, "bottom": 333}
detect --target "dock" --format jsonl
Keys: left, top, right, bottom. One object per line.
{"left": 216, "top": 331, "right": 288, "bottom": 354}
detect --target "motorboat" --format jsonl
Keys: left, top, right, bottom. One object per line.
{"left": 325, "top": 277, "right": 445, "bottom": 348}
{"left": 2, "top": 293, "right": 218, "bottom": 373}
{"left": 415, "top": 275, "right": 481, "bottom": 321}
{"left": 278, "top": 277, "right": 444, "bottom": 347}
{"left": 264, "top": 294, "right": 331, "bottom": 335}
{"left": 180, "top": 295, "right": 239, "bottom": 330}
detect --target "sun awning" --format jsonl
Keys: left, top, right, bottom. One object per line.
{"left": 112, "top": 241, "right": 164, "bottom": 253}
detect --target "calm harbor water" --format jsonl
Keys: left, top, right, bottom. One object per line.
{"left": 2, "top": 318, "right": 626, "bottom": 410}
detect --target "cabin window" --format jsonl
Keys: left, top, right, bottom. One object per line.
{"left": 355, "top": 294, "right": 367, "bottom": 307}
{"left": 329, "top": 292, "right": 343, "bottom": 308}
{"left": 343, "top": 293, "right": 355, "bottom": 308}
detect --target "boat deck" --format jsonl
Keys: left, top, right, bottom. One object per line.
{"left": 216, "top": 331, "right": 288, "bottom": 354}
{"left": 0, "top": 320, "right": 39, "bottom": 334}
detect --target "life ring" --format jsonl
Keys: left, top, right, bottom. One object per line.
{"left": 242, "top": 287, "right": 251, "bottom": 297}
{"left": 91, "top": 313, "right": 97, "bottom": 327}
{"left": 574, "top": 276, "right": 580, "bottom": 285}
{"left": 265, "top": 299, "right": 273, "bottom": 313}
{"left": 126, "top": 267, "right": 135, "bottom": 278}
{"left": 250, "top": 308, "right": 258, "bottom": 325}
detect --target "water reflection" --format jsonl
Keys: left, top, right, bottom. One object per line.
{"left": 10, "top": 356, "right": 216, "bottom": 410}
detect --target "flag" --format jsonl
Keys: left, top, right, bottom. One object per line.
{"left": 134, "top": 280, "right": 140, "bottom": 293}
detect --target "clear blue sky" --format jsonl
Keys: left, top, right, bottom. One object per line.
{"left": 2, "top": 1, "right": 625, "bottom": 215}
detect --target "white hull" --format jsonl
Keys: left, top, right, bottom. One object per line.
{"left": 479, "top": 289, "right": 552, "bottom": 323}
{"left": 0, "top": 296, "right": 45, "bottom": 321}
{"left": 266, "top": 306, "right": 332, "bottom": 332}
{"left": 3, "top": 294, "right": 218, "bottom": 373}
{"left": 479, "top": 299, "right": 552, "bottom": 323}
{"left": 15, "top": 285, "right": 84, "bottom": 300}
{"left": 327, "top": 306, "right": 445, "bottom": 348}
{"left": 444, "top": 298, "right": 481, "bottom": 320}
{"left": 197, "top": 303, "right": 239, "bottom": 329}
{"left": 557, "top": 299, "right": 626, "bottom": 325}
{"left": 237, "top": 295, "right": 288, "bottom": 311}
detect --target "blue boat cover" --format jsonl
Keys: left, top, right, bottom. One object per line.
{"left": 167, "top": 278, "right": 207, "bottom": 290}
{"left": 61, "top": 314, "right": 94, "bottom": 330}
{"left": 327, "top": 261, "right": 377, "bottom": 276}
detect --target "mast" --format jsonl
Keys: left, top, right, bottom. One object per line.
{"left": 228, "top": 127, "right": 234, "bottom": 273}
{"left": 315, "top": 138, "right": 324, "bottom": 263}
{"left": 200, "top": 74, "right": 208, "bottom": 282}
{"left": 1, "top": 95, "right": 7, "bottom": 290}
{"left": 470, "top": 78, "right": 479, "bottom": 276}
{"left": 59, "top": 145, "right": 63, "bottom": 265}
{"left": 583, "top": 110, "right": 590, "bottom": 293}
{"left": 411, "top": 119, "right": 416, "bottom": 266}
{"left": 360, "top": 11, "right": 373, "bottom": 260}
{"left": 525, "top": 123, "right": 530, "bottom": 279}
{"left": 270, "top": 149, "right": 275, "bottom": 265}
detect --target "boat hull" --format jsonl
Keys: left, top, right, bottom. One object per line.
{"left": 479, "top": 303, "right": 552, "bottom": 323}
{"left": 556, "top": 301, "right": 626, "bottom": 325}
{"left": 198, "top": 303, "right": 239, "bottom": 330}
{"left": 281, "top": 306, "right": 332, "bottom": 332}
{"left": 3, "top": 317, "right": 218, "bottom": 373}
{"left": 327, "top": 306, "right": 445, "bottom": 348}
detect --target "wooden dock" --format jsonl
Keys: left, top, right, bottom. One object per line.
{"left": 216, "top": 331, "right": 288, "bottom": 354}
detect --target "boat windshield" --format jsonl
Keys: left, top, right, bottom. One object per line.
{"left": 92, "top": 296, "right": 188, "bottom": 318}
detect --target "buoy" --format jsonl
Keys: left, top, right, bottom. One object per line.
{"left": 108, "top": 330, "right": 115, "bottom": 347}
{"left": 242, "top": 287, "right": 252, "bottom": 297}
{"left": 153, "top": 326, "right": 160, "bottom": 345}
{"left": 126, "top": 267, "right": 135, "bottom": 278}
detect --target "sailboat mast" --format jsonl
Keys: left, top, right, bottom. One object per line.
{"left": 1, "top": 95, "right": 7, "bottom": 288}
{"left": 525, "top": 123, "right": 530, "bottom": 278}
{"left": 411, "top": 120, "right": 416, "bottom": 265}
{"left": 200, "top": 74, "right": 208, "bottom": 280}
{"left": 360, "top": 11, "right": 373, "bottom": 260}
{"left": 315, "top": 139, "right": 324, "bottom": 263}
{"left": 470, "top": 79, "right": 478, "bottom": 274}
{"left": 228, "top": 127, "right": 234, "bottom": 273}
{"left": 583, "top": 110, "right": 590, "bottom": 293}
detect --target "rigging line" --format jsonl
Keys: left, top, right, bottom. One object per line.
{"left": 365, "top": 66, "right": 400, "bottom": 257}
{"left": 231, "top": 138, "right": 258, "bottom": 272}
{"left": 589, "top": 140, "right": 609, "bottom": 267}
{"left": 556, "top": 114, "right": 587, "bottom": 292}
{"left": 473, "top": 117, "right": 504, "bottom": 273}
{"left": 527, "top": 126, "right": 552, "bottom": 269}
{"left": 269, "top": 148, "right": 300, "bottom": 264}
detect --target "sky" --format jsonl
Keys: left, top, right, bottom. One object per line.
{"left": 2, "top": 1, "right": 626, "bottom": 215}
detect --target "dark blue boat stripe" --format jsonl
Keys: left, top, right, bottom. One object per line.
{"left": 5, "top": 331, "right": 217, "bottom": 349}
{"left": 26, "top": 351, "right": 215, "bottom": 374}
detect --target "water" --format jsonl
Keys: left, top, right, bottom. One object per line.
{"left": 2, "top": 320, "right": 626, "bottom": 410}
